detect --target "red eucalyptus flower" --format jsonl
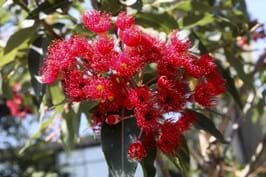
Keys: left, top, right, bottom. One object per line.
{"left": 116, "top": 11, "right": 135, "bottom": 30}
{"left": 157, "top": 120, "right": 181, "bottom": 154}
{"left": 40, "top": 10, "right": 226, "bottom": 158}
{"left": 82, "top": 10, "right": 112, "bottom": 33}
{"left": 128, "top": 140, "right": 147, "bottom": 161}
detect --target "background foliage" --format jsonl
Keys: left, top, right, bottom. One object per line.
{"left": 0, "top": 0, "right": 265, "bottom": 177}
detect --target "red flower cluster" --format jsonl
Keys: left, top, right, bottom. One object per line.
{"left": 6, "top": 85, "right": 31, "bottom": 119}
{"left": 40, "top": 10, "right": 226, "bottom": 160}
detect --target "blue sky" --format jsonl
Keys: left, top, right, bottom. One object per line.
{"left": 246, "top": 0, "right": 266, "bottom": 57}
{"left": 246, "top": 0, "right": 266, "bottom": 23}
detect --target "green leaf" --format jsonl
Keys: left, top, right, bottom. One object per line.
{"left": 179, "top": 13, "right": 214, "bottom": 28}
{"left": 175, "top": 137, "right": 190, "bottom": 177}
{"left": 28, "top": 37, "right": 48, "bottom": 104}
{"left": 169, "top": 137, "right": 190, "bottom": 177}
{"left": 141, "top": 148, "right": 157, "bottom": 177}
{"left": 27, "top": 0, "right": 72, "bottom": 19}
{"left": 0, "top": 47, "right": 17, "bottom": 68}
{"left": 217, "top": 63, "right": 243, "bottom": 109}
{"left": 4, "top": 24, "right": 38, "bottom": 54}
{"left": 73, "top": 24, "right": 96, "bottom": 38}
{"left": 92, "top": 0, "right": 124, "bottom": 15}
{"left": 225, "top": 51, "right": 253, "bottom": 89}
{"left": 60, "top": 101, "right": 97, "bottom": 150}
{"left": 101, "top": 118, "right": 139, "bottom": 177}
{"left": 0, "top": 8, "right": 12, "bottom": 24}
{"left": 135, "top": 12, "right": 178, "bottom": 32}
{"left": 1, "top": 79, "right": 13, "bottom": 99}
{"left": 0, "top": 0, "right": 5, "bottom": 7}
{"left": 61, "top": 104, "right": 80, "bottom": 150}
{"left": 173, "top": 0, "right": 192, "bottom": 12}
{"left": 129, "top": 0, "right": 143, "bottom": 11}
{"left": 49, "top": 83, "right": 65, "bottom": 112}
{"left": 192, "top": 110, "right": 227, "bottom": 143}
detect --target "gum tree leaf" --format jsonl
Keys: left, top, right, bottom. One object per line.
{"left": 179, "top": 13, "right": 214, "bottom": 28}
{"left": 101, "top": 118, "right": 139, "bottom": 177}
{"left": 217, "top": 63, "right": 243, "bottom": 109}
{"left": 168, "top": 137, "right": 190, "bottom": 177}
{"left": 135, "top": 12, "right": 178, "bottom": 32}
{"left": 4, "top": 24, "right": 38, "bottom": 54}
{"left": 92, "top": 0, "right": 124, "bottom": 15}
{"left": 0, "top": 48, "right": 17, "bottom": 68}
{"left": 28, "top": 37, "right": 48, "bottom": 104}
{"left": 61, "top": 105, "right": 79, "bottom": 150}
{"left": 49, "top": 83, "right": 65, "bottom": 112}
{"left": 27, "top": 0, "right": 72, "bottom": 19}
{"left": 141, "top": 148, "right": 157, "bottom": 177}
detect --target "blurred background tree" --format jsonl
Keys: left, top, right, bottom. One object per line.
{"left": 0, "top": 0, "right": 265, "bottom": 177}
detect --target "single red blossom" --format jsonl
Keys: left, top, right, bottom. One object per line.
{"left": 116, "top": 11, "right": 135, "bottom": 30}
{"left": 139, "top": 33, "right": 165, "bottom": 62}
{"left": 82, "top": 10, "right": 112, "bottom": 33}
{"left": 62, "top": 69, "right": 89, "bottom": 102}
{"left": 40, "top": 61, "right": 60, "bottom": 84}
{"left": 90, "top": 51, "right": 118, "bottom": 73}
{"left": 157, "top": 61, "right": 178, "bottom": 80}
{"left": 6, "top": 94, "right": 29, "bottom": 119}
{"left": 40, "top": 36, "right": 92, "bottom": 84}
{"left": 128, "top": 140, "right": 147, "bottom": 161}
{"left": 98, "top": 99, "right": 123, "bottom": 112}
{"left": 134, "top": 104, "right": 160, "bottom": 132}
{"left": 169, "top": 31, "right": 190, "bottom": 52}
{"left": 120, "top": 27, "right": 142, "bottom": 47}
{"left": 105, "top": 114, "right": 121, "bottom": 125}
{"left": 67, "top": 35, "right": 92, "bottom": 59}
{"left": 194, "top": 82, "right": 216, "bottom": 107}
{"left": 183, "top": 55, "right": 216, "bottom": 77}
{"left": 164, "top": 48, "right": 190, "bottom": 69}
{"left": 157, "top": 120, "right": 181, "bottom": 154}
{"left": 127, "top": 87, "right": 152, "bottom": 108}
{"left": 206, "top": 70, "right": 226, "bottom": 95}
{"left": 112, "top": 53, "right": 144, "bottom": 77}
{"left": 157, "top": 76, "right": 187, "bottom": 112}
{"left": 83, "top": 77, "right": 115, "bottom": 102}
{"left": 96, "top": 76, "right": 129, "bottom": 112}
{"left": 176, "top": 112, "right": 196, "bottom": 132}
{"left": 157, "top": 76, "right": 174, "bottom": 88}
{"left": 93, "top": 35, "right": 114, "bottom": 55}
{"left": 194, "top": 54, "right": 216, "bottom": 76}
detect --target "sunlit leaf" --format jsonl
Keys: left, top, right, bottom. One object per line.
{"left": 49, "top": 83, "right": 65, "bottom": 112}
{"left": 179, "top": 13, "right": 214, "bottom": 28}
{"left": 135, "top": 12, "right": 178, "bottom": 32}
{"left": 27, "top": 0, "right": 72, "bottom": 19}
{"left": 4, "top": 24, "right": 38, "bottom": 54}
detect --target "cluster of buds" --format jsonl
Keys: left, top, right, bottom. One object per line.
{"left": 40, "top": 10, "right": 226, "bottom": 161}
